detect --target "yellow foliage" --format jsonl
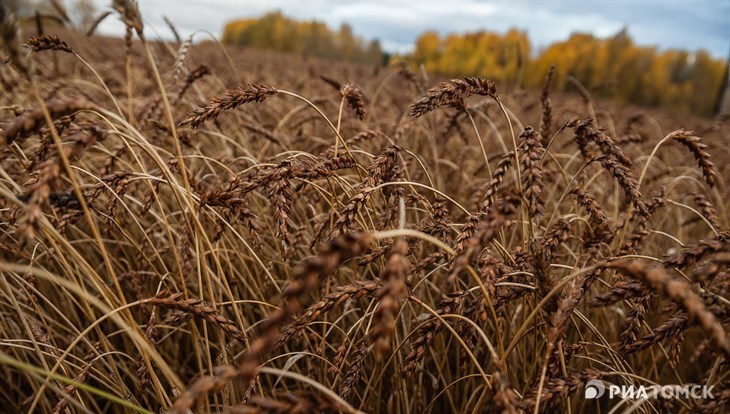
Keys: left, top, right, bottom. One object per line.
{"left": 410, "top": 28, "right": 727, "bottom": 116}
{"left": 411, "top": 29, "right": 531, "bottom": 85}
{"left": 222, "top": 12, "right": 384, "bottom": 65}
{"left": 222, "top": 14, "right": 726, "bottom": 115}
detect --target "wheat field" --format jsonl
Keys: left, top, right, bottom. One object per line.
{"left": 0, "top": 3, "right": 729, "bottom": 413}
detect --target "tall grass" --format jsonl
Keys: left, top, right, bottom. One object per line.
{"left": 0, "top": 6, "right": 728, "bottom": 413}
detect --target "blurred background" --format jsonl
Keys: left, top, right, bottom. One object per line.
{"left": 6, "top": 0, "right": 730, "bottom": 117}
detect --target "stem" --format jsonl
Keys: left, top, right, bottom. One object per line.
{"left": 278, "top": 90, "right": 362, "bottom": 180}
{"left": 335, "top": 96, "right": 345, "bottom": 157}
{"left": 465, "top": 109, "right": 492, "bottom": 177}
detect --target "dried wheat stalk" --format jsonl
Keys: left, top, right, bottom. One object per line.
{"left": 179, "top": 84, "right": 278, "bottom": 128}
{"left": 409, "top": 77, "right": 497, "bottom": 118}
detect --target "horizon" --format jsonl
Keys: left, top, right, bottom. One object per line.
{"left": 77, "top": 0, "right": 730, "bottom": 59}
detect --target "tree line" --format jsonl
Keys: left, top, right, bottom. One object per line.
{"left": 8, "top": 2, "right": 725, "bottom": 116}
{"left": 408, "top": 28, "right": 727, "bottom": 116}
{"left": 222, "top": 12, "right": 386, "bottom": 65}
{"left": 224, "top": 12, "right": 726, "bottom": 116}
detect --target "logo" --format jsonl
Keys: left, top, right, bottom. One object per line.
{"left": 584, "top": 380, "right": 715, "bottom": 400}
{"left": 584, "top": 379, "right": 605, "bottom": 399}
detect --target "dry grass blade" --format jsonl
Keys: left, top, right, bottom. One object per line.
{"left": 85, "top": 11, "right": 111, "bottom": 36}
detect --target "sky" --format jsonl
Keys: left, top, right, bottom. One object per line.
{"left": 69, "top": 1, "right": 730, "bottom": 58}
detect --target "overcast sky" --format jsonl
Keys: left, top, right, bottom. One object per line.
{"left": 73, "top": 1, "right": 730, "bottom": 58}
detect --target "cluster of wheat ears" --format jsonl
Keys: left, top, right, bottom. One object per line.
{"left": 0, "top": 2, "right": 728, "bottom": 413}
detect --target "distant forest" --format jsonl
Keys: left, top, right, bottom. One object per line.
{"left": 223, "top": 12, "right": 728, "bottom": 116}
{"left": 223, "top": 12, "right": 386, "bottom": 65}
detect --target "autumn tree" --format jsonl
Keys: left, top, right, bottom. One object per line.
{"left": 410, "top": 27, "right": 726, "bottom": 116}
{"left": 222, "top": 12, "right": 384, "bottom": 65}
{"left": 411, "top": 29, "right": 530, "bottom": 86}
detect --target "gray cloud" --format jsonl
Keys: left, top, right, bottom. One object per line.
{"left": 69, "top": 1, "right": 729, "bottom": 57}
